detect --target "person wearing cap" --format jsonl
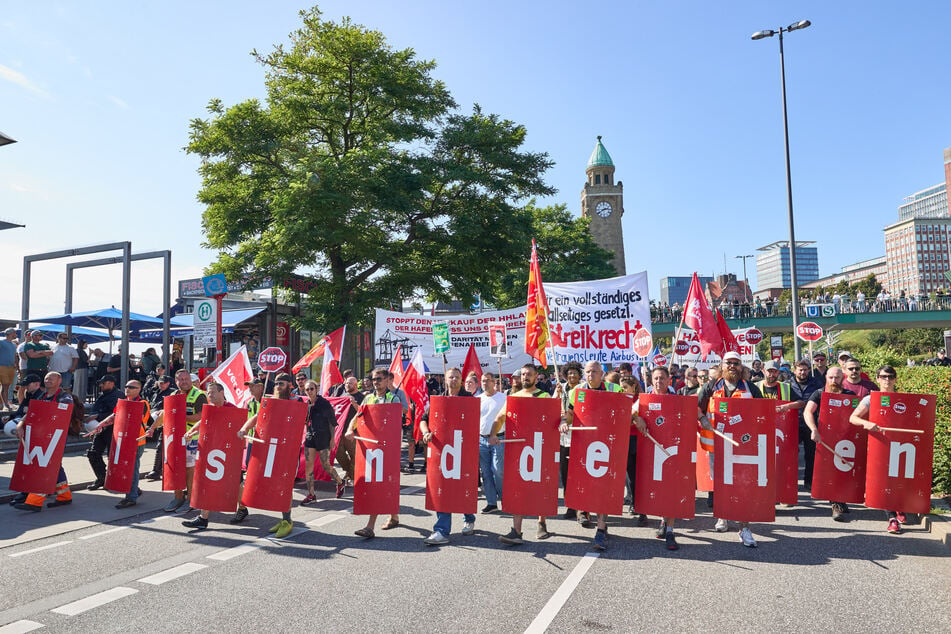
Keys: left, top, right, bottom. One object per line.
{"left": 755, "top": 360, "right": 792, "bottom": 402}
{"left": 12, "top": 372, "right": 77, "bottom": 512}
{"left": 144, "top": 374, "right": 177, "bottom": 481}
{"left": 237, "top": 372, "right": 300, "bottom": 539}
{"left": 23, "top": 330, "right": 53, "bottom": 376}
{"left": 0, "top": 328, "right": 18, "bottom": 410}
{"left": 164, "top": 369, "right": 207, "bottom": 513}
{"left": 810, "top": 352, "right": 828, "bottom": 382}
{"left": 2, "top": 374, "right": 43, "bottom": 440}
{"left": 84, "top": 374, "right": 123, "bottom": 490}
{"left": 696, "top": 350, "right": 764, "bottom": 547}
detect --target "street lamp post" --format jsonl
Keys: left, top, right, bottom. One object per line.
{"left": 752, "top": 19, "right": 811, "bottom": 361}
{"left": 736, "top": 254, "right": 754, "bottom": 304}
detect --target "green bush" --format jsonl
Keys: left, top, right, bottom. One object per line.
{"left": 895, "top": 366, "right": 951, "bottom": 494}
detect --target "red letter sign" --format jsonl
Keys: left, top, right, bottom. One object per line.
{"left": 564, "top": 389, "right": 631, "bottom": 516}
{"left": 353, "top": 403, "right": 403, "bottom": 516}
{"left": 501, "top": 396, "right": 562, "bottom": 517}
{"left": 774, "top": 404, "right": 800, "bottom": 505}
{"left": 162, "top": 394, "right": 188, "bottom": 491}
{"left": 10, "top": 400, "right": 73, "bottom": 494}
{"left": 190, "top": 405, "right": 249, "bottom": 512}
{"left": 866, "top": 392, "right": 935, "bottom": 514}
{"left": 105, "top": 399, "right": 145, "bottom": 494}
{"left": 425, "top": 396, "right": 480, "bottom": 514}
{"left": 811, "top": 393, "right": 865, "bottom": 503}
{"left": 242, "top": 397, "right": 307, "bottom": 512}
{"left": 635, "top": 394, "right": 698, "bottom": 520}
{"left": 712, "top": 398, "right": 776, "bottom": 522}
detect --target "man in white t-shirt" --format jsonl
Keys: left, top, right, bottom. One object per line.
{"left": 48, "top": 333, "right": 79, "bottom": 389}
{"left": 478, "top": 372, "right": 506, "bottom": 513}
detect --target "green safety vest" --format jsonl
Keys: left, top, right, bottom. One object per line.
{"left": 184, "top": 386, "right": 204, "bottom": 434}
{"left": 364, "top": 391, "right": 398, "bottom": 405}
{"left": 568, "top": 381, "right": 622, "bottom": 409}
{"left": 755, "top": 380, "right": 791, "bottom": 402}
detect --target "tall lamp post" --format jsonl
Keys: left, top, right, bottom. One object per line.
{"left": 752, "top": 19, "right": 811, "bottom": 361}
{"left": 735, "top": 254, "right": 754, "bottom": 303}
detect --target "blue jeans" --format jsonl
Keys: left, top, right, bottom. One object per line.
{"left": 478, "top": 436, "right": 504, "bottom": 506}
{"left": 434, "top": 512, "right": 475, "bottom": 535}
{"left": 129, "top": 445, "right": 145, "bottom": 500}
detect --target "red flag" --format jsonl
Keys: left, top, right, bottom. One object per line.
{"left": 292, "top": 326, "right": 346, "bottom": 374}
{"left": 715, "top": 309, "right": 740, "bottom": 355}
{"left": 524, "top": 240, "right": 551, "bottom": 367}
{"left": 388, "top": 345, "right": 404, "bottom": 387}
{"left": 402, "top": 350, "right": 430, "bottom": 441}
{"left": 461, "top": 344, "right": 483, "bottom": 381}
{"left": 320, "top": 344, "right": 344, "bottom": 397}
{"left": 682, "top": 273, "right": 722, "bottom": 361}
{"left": 208, "top": 345, "right": 254, "bottom": 406}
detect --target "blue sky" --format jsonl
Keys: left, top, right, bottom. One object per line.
{"left": 2, "top": 1, "right": 949, "bottom": 320}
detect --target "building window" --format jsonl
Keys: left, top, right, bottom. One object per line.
{"left": 595, "top": 174, "right": 601, "bottom": 184}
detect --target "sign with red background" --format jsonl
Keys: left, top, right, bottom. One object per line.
{"left": 500, "top": 396, "right": 562, "bottom": 517}
{"left": 242, "top": 397, "right": 307, "bottom": 512}
{"left": 162, "top": 394, "right": 188, "bottom": 491}
{"left": 711, "top": 398, "right": 776, "bottom": 522}
{"left": 425, "top": 396, "right": 480, "bottom": 514}
{"left": 190, "top": 405, "right": 249, "bottom": 512}
{"left": 10, "top": 400, "right": 73, "bottom": 494}
{"left": 635, "top": 394, "right": 697, "bottom": 519}
{"left": 353, "top": 403, "right": 403, "bottom": 516}
{"left": 105, "top": 399, "right": 145, "bottom": 494}
{"left": 811, "top": 392, "right": 865, "bottom": 503}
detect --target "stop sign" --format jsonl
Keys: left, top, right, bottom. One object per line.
{"left": 744, "top": 328, "right": 764, "bottom": 345}
{"left": 652, "top": 353, "right": 668, "bottom": 367}
{"left": 632, "top": 328, "right": 653, "bottom": 357}
{"left": 674, "top": 339, "right": 690, "bottom": 356}
{"left": 258, "top": 346, "right": 288, "bottom": 372}
{"left": 796, "top": 322, "right": 823, "bottom": 342}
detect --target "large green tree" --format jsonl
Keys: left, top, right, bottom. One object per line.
{"left": 491, "top": 202, "right": 618, "bottom": 309}
{"left": 188, "top": 8, "right": 553, "bottom": 330}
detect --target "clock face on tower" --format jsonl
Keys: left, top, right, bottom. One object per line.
{"left": 595, "top": 201, "right": 612, "bottom": 218}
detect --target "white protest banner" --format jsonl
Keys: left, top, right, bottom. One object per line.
{"left": 674, "top": 326, "right": 761, "bottom": 369}
{"left": 373, "top": 272, "right": 652, "bottom": 374}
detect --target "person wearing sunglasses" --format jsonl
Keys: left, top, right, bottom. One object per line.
{"left": 301, "top": 379, "right": 345, "bottom": 506}
{"left": 848, "top": 366, "right": 907, "bottom": 534}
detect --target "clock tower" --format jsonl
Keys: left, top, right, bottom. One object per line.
{"left": 580, "top": 136, "right": 626, "bottom": 275}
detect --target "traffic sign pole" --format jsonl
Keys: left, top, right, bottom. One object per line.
{"left": 216, "top": 295, "right": 223, "bottom": 366}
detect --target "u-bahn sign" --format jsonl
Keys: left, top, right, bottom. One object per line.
{"left": 804, "top": 303, "right": 836, "bottom": 318}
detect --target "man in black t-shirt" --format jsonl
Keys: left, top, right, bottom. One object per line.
{"left": 803, "top": 366, "right": 856, "bottom": 522}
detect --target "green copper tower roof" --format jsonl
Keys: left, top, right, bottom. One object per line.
{"left": 587, "top": 135, "right": 614, "bottom": 168}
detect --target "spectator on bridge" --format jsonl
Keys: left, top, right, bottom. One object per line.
{"left": 856, "top": 291, "right": 866, "bottom": 312}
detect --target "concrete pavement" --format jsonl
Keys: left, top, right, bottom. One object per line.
{"left": 1, "top": 454, "right": 949, "bottom": 632}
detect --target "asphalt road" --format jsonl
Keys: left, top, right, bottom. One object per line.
{"left": 0, "top": 474, "right": 949, "bottom": 633}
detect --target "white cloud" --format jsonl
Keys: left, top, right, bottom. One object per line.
{"left": 0, "top": 63, "right": 51, "bottom": 99}
{"left": 107, "top": 95, "right": 129, "bottom": 109}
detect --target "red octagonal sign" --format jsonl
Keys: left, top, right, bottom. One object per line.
{"left": 796, "top": 322, "right": 823, "bottom": 342}
{"left": 258, "top": 346, "right": 288, "bottom": 372}
{"left": 743, "top": 328, "right": 764, "bottom": 346}
{"left": 632, "top": 328, "right": 653, "bottom": 357}
{"left": 674, "top": 339, "right": 690, "bottom": 356}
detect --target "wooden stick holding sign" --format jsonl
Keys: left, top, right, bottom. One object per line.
{"left": 568, "top": 426, "right": 598, "bottom": 431}
{"left": 353, "top": 435, "right": 379, "bottom": 444}
{"left": 642, "top": 430, "right": 672, "bottom": 457}
{"left": 878, "top": 427, "right": 924, "bottom": 434}
{"left": 818, "top": 439, "right": 853, "bottom": 462}
{"left": 711, "top": 427, "right": 741, "bottom": 448}
{"left": 498, "top": 438, "right": 526, "bottom": 444}
{"left": 245, "top": 435, "right": 264, "bottom": 444}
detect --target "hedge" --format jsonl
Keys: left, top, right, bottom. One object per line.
{"left": 895, "top": 366, "right": 951, "bottom": 495}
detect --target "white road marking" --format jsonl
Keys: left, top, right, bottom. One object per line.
{"left": 80, "top": 526, "right": 130, "bottom": 540}
{"left": 206, "top": 543, "right": 263, "bottom": 561}
{"left": 8, "top": 541, "right": 73, "bottom": 558}
{"left": 51, "top": 587, "right": 138, "bottom": 616}
{"left": 137, "top": 562, "right": 207, "bottom": 585}
{"left": 306, "top": 514, "right": 347, "bottom": 528}
{"left": 137, "top": 515, "right": 174, "bottom": 525}
{"left": 0, "top": 620, "right": 44, "bottom": 633}
{"left": 524, "top": 553, "right": 600, "bottom": 634}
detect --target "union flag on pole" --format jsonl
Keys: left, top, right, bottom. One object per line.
{"left": 524, "top": 240, "right": 551, "bottom": 368}
{"left": 319, "top": 344, "right": 344, "bottom": 397}
{"left": 208, "top": 345, "right": 254, "bottom": 406}
{"left": 715, "top": 308, "right": 740, "bottom": 355}
{"left": 402, "top": 349, "right": 430, "bottom": 441}
{"left": 388, "top": 345, "right": 404, "bottom": 387}
{"left": 461, "top": 343, "right": 483, "bottom": 381}
{"left": 682, "top": 273, "right": 722, "bottom": 361}
{"left": 292, "top": 325, "right": 346, "bottom": 374}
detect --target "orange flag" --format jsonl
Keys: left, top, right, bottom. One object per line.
{"left": 524, "top": 240, "right": 551, "bottom": 368}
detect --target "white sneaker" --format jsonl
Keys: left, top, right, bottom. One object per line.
{"left": 739, "top": 527, "right": 757, "bottom": 548}
{"left": 714, "top": 518, "right": 728, "bottom": 532}
{"left": 424, "top": 530, "right": 449, "bottom": 546}
{"left": 461, "top": 521, "right": 475, "bottom": 536}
